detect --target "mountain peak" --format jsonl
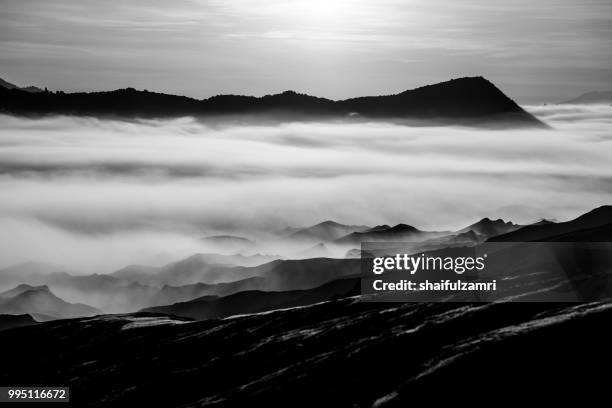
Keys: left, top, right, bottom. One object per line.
{"left": 316, "top": 220, "right": 343, "bottom": 227}
{"left": 459, "top": 216, "right": 519, "bottom": 238}
{"left": 488, "top": 205, "right": 612, "bottom": 242}
{"left": 388, "top": 223, "right": 420, "bottom": 233}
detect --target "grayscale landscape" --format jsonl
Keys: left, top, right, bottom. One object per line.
{"left": 0, "top": 0, "right": 611, "bottom": 406}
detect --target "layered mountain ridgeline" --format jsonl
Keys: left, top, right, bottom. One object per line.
{"left": 289, "top": 220, "right": 370, "bottom": 242}
{"left": 0, "top": 76, "right": 545, "bottom": 127}
{"left": 0, "top": 206, "right": 608, "bottom": 316}
{"left": 142, "top": 277, "right": 360, "bottom": 320}
{"left": 0, "top": 284, "right": 101, "bottom": 320}
{"left": 122, "top": 205, "right": 612, "bottom": 318}
{"left": 0, "top": 206, "right": 610, "bottom": 407}
{"left": 488, "top": 205, "right": 612, "bottom": 242}
{"left": 0, "top": 300, "right": 610, "bottom": 406}
{"left": 332, "top": 217, "right": 520, "bottom": 250}
{"left": 335, "top": 223, "right": 447, "bottom": 245}
{"left": 0, "top": 257, "right": 361, "bottom": 313}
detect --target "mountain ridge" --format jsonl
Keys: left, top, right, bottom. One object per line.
{"left": 0, "top": 284, "right": 101, "bottom": 319}
{"left": 488, "top": 205, "right": 612, "bottom": 242}
{"left": 0, "top": 76, "right": 545, "bottom": 127}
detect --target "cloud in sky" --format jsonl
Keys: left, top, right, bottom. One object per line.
{"left": 0, "top": 105, "right": 611, "bottom": 271}
{"left": 1, "top": 0, "right": 611, "bottom": 102}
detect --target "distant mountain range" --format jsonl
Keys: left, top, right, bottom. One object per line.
{"left": 0, "top": 78, "right": 42, "bottom": 93}
{"left": 561, "top": 91, "right": 612, "bottom": 104}
{"left": 0, "top": 205, "right": 610, "bottom": 405}
{"left": 0, "top": 76, "right": 545, "bottom": 127}
{"left": 488, "top": 205, "right": 612, "bottom": 242}
{"left": 1, "top": 206, "right": 609, "bottom": 316}
{"left": 335, "top": 223, "right": 447, "bottom": 245}
{"left": 0, "top": 284, "right": 100, "bottom": 320}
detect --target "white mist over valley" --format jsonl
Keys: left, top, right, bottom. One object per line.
{"left": 0, "top": 104, "right": 611, "bottom": 274}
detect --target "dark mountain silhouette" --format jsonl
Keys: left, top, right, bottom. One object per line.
{"left": 291, "top": 216, "right": 519, "bottom": 248}
{"left": 0, "top": 77, "right": 42, "bottom": 93}
{"left": 537, "top": 223, "right": 612, "bottom": 242}
{"left": 262, "top": 258, "right": 360, "bottom": 290}
{"left": 1, "top": 206, "right": 611, "bottom": 405}
{"left": 0, "top": 284, "right": 100, "bottom": 319}
{"left": 0, "top": 78, "right": 17, "bottom": 89}
{"left": 366, "top": 224, "right": 392, "bottom": 232}
{"left": 340, "top": 77, "right": 542, "bottom": 126}
{"left": 112, "top": 254, "right": 280, "bottom": 287}
{"left": 142, "top": 277, "right": 359, "bottom": 320}
{"left": 561, "top": 91, "right": 612, "bottom": 104}
{"left": 458, "top": 217, "right": 520, "bottom": 238}
{"left": 111, "top": 255, "right": 359, "bottom": 294}
{"left": 488, "top": 205, "right": 612, "bottom": 242}
{"left": 289, "top": 220, "right": 369, "bottom": 242}
{"left": 148, "top": 283, "right": 219, "bottom": 307}
{"left": 342, "top": 218, "right": 520, "bottom": 259}
{"left": 0, "top": 256, "right": 357, "bottom": 312}
{"left": 156, "top": 277, "right": 268, "bottom": 301}
{"left": 152, "top": 255, "right": 279, "bottom": 286}
{"left": 149, "top": 257, "right": 361, "bottom": 304}
{"left": 0, "top": 314, "right": 38, "bottom": 332}
{"left": 0, "top": 77, "right": 544, "bottom": 127}
{"left": 335, "top": 223, "right": 446, "bottom": 245}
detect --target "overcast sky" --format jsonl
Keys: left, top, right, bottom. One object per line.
{"left": 1, "top": 0, "right": 611, "bottom": 103}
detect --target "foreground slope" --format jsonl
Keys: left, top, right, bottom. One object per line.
{"left": 1, "top": 205, "right": 611, "bottom": 405}
{"left": 0, "top": 284, "right": 101, "bottom": 319}
{"left": 0, "top": 314, "right": 37, "bottom": 331}
{"left": 0, "top": 299, "right": 610, "bottom": 406}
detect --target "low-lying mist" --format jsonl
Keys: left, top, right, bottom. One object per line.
{"left": 0, "top": 104, "right": 611, "bottom": 273}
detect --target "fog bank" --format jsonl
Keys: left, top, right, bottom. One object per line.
{"left": 0, "top": 104, "right": 610, "bottom": 271}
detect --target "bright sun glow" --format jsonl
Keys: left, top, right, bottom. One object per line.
{"left": 269, "top": 0, "right": 367, "bottom": 27}
{"left": 295, "top": 0, "right": 351, "bottom": 19}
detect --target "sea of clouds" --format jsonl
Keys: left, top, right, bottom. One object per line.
{"left": 0, "top": 104, "right": 610, "bottom": 272}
